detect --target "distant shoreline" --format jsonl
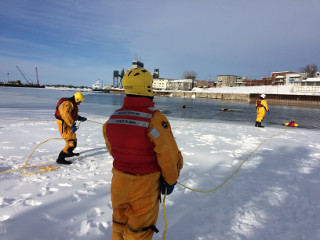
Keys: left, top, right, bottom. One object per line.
{"left": 0, "top": 83, "right": 45, "bottom": 88}
{"left": 108, "top": 88, "right": 320, "bottom": 106}
{"left": 1, "top": 85, "right": 319, "bottom": 106}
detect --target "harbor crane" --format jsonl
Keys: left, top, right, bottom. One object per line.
{"left": 16, "top": 66, "right": 33, "bottom": 85}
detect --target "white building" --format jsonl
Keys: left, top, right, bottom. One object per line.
{"left": 293, "top": 78, "right": 320, "bottom": 93}
{"left": 153, "top": 78, "right": 196, "bottom": 91}
{"left": 285, "top": 73, "right": 303, "bottom": 85}
{"left": 153, "top": 78, "right": 170, "bottom": 90}
{"left": 169, "top": 79, "right": 195, "bottom": 91}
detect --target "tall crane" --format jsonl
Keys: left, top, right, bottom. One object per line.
{"left": 16, "top": 66, "right": 33, "bottom": 85}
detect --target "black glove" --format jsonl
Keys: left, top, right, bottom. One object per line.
{"left": 71, "top": 124, "right": 77, "bottom": 133}
{"left": 78, "top": 116, "right": 87, "bottom": 122}
{"left": 160, "top": 178, "right": 176, "bottom": 195}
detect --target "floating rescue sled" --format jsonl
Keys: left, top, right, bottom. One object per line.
{"left": 220, "top": 108, "right": 230, "bottom": 111}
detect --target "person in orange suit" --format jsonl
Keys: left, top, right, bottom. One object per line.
{"left": 255, "top": 94, "right": 269, "bottom": 128}
{"left": 55, "top": 92, "right": 87, "bottom": 165}
{"left": 103, "top": 68, "right": 183, "bottom": 239}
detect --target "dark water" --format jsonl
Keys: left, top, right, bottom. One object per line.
{"left": 83, "top": 92, "right": 320, "bottom": 130}
{"left": 1, "top": 87, "right": 319, "bottom": 130}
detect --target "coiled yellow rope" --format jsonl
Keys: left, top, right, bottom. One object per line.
{"left": 0, "top": 118, "right": 104, "bottom": 175}
{"left": 0, "top": 138, "right": 62, "bottom": 175}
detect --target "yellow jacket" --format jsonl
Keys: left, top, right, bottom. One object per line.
{"left": 256, "top": 99, "right": 268, "bottom": 122}
{"left": 58, "top": 101, "right": 77, "bottom": 127}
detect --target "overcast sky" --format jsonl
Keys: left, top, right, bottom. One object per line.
{"left": 1, "top": 0, "right": 319, "bottom": 86}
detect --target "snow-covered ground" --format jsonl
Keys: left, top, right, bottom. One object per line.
{"left": 0, "top": 87, "right": 320, "bottom": 240}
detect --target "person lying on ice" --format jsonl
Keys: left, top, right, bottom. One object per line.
{"left": 255, "top": 94, "right": 269, "bottom": 128}
{"left": 55, "top": 92, "right": 87, "bottom": 165}
{"left": 284, "top": 119, "right": 299, "bottom": 127}
{"left": 103, "top": 67, "right": 183, "bottom": 240}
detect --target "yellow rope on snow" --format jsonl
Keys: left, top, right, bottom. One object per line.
{"left": 178, "top": 129, "right": 289, "bottom": 193}
{"left": 87, "top": 119, "right": 104, "bottom": 125}
{"left": 0, "top": 138, "right": 63, "bottom": 175}
{"left": 1, "top": 116, "right": 289, "bottom": 238}
{"left": 161, "top": 128, "right": 289, "bottom": 239}
{"left": 0, "top": 118, "right": 104, "bottom": 176}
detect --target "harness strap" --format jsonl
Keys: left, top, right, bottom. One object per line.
{"left": 112, "top": 218, "right": 159, "bottom": 233}
{"left": 112, "top": 218, "right": 126, "bottom": 226}
{"left": 127, "top": 224, "right": 159, "bottom": 233}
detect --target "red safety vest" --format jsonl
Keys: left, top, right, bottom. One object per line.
{"left": 289, "top": 122, "right": 295, "bottom": 127}
{"left": 256, "top": 99, "right": 262, "bottom": 107}
{"left": 106, "top": 97, "right": 161, "bottom": 174}
{"left": 54, "top": 98, "right": 78, "bottom": 121}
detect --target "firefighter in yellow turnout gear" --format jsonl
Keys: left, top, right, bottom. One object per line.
{"left": 255, "top": 94, "right": 269, "bottom": 128}
{"left": 103, "top": 68, "right": 183, "bottom": 240}
{"left": 55, "top": 92, "right": 87, "bottom": 165}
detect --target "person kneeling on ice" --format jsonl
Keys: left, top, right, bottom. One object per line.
{"left": 55, "top": 92, "right": 87, "bottom": 165}
{"left": 255, "top": 94, "right": 269, "bottom": 128}
{"left": 103, "top": 68, "right": 183, "bottom": 240}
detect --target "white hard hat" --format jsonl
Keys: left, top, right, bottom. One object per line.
{"left": 261, "top": 94, "right": 266, "bottom": 98}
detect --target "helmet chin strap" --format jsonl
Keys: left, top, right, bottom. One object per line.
{"left": 126, "top": 94, "right": 154, "bottom": 100}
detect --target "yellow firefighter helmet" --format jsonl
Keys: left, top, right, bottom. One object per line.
{"left": 122, "top": 68, "right": 153, "bottom": 97}
{"left": 74, "top": 92, "right": 85, "bottom": 103}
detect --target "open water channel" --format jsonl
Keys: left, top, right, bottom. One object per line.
{"left": 83, "top": 91, "right": 320, "bottom": 130}
{"left": 1, "top": 87, "right": 319, "bottom": 129}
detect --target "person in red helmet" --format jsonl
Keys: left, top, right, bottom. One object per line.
{"left": 103, "top": 68, "right": 183, "bottom": 239}
{"left": 55, "top": 92, "right": 87, "bottom": 165}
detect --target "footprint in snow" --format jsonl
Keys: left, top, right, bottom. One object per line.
{"left": 98, "top": 222, "right": 109, "bottom": 235}
{"left": 24, "top": 199, "right": 42, "bottom": 206}
{"left": 57, "top": 183, "right": 72, "bottom": 187}
{"left": 0, "top": 215, "right": 10, "bottom": 222}
{"left": 38, "top": 187, "right": 59, "bottom": 196}
{"left": 42, "top": 213, "right": 59, "bottom": 223}
{"left": 77, "top": 220, "right": 92, "bottom": 237}
{"left": 86, "top": 207, "right": 103, "bottom": 218}
{"left": 0, "top": 197, "right": 20, "bottom": 207}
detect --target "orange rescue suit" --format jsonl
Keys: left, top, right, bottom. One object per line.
{"left": 103, "top": 96, "right": 183, "bottom": 240}
{"left": 55, "top": 98, "right": 79, "bottom": 154}
{"left": 256, "top": 99, "right": 268, "bottom": 123}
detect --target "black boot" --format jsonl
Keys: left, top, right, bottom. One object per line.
{"left": 65, "top": 143, "right": 79, "bottom": 157}
{"left": 65, "top": 152, "right": 80, "bottom": 157}
{"left": 258, "top": 122, "right": 264, "bottom": 128}
{"left": 56, "top": 151, "right": 72, "bottom": 165}
{"left": 65, "top": 147, "right": 79, "bottom": 157}
{"left": 255, "top": 121, "right": 258, "bottom": 127}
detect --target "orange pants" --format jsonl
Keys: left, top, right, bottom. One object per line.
{"left": 56, "top": 119, "right": 77, "bottom": 154}
{"left": 111, "top": 168, "right": 161, "bottom": 240}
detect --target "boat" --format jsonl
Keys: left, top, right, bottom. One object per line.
{"left": 92, "top": 80, "right": 109, "bottom": 92}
